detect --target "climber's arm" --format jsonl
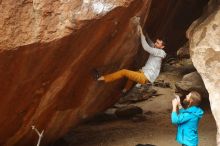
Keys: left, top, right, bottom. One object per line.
{"left": 138, "top": 25, "right": 159, "bottom": 55}
{"left": 145, "top": 33, "right": 154, "bottom": 47}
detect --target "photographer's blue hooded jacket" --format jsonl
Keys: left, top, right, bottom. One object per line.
{"left": 171, "top": 106, "right": 204, "bottom": 146}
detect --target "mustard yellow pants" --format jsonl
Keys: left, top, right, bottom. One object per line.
{"left": 103, "top": 69, "right": 149, "bottom": 91}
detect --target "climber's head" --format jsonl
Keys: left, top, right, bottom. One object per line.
{"left": 154, "top": 37, "right": 167, "bottom": 49}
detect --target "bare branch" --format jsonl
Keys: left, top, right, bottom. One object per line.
{"left": 31, "top": 125, "right": 44, "bottom": 146}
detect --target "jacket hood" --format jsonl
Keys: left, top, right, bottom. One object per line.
{"left": 185, "top": 106, "right": 204, "bottom": 118}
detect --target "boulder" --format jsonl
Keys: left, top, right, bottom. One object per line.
{"left": 115, "top": 105, "right": 143, "bottom": 119}
{"left": 187, "top": 1, "right": 220, "bottom": 144}
{"left": 0, "top": 0, "right": 152, "bottom": 145}
{"left": 162, "top": 58, "right": 196, "bottom": 75}
{"left": 175, "top": 71, "right": 208, "bottom": 98}
{"left": 177, "top": 42, "right": 190, "bottom": 59}
{"left": 153, "top": 80, "right": 171, "bottom": 88}
{"left": 118, "top": 86, "right": 157, "bottom": 103}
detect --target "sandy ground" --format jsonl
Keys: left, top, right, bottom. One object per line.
{"left": 65, "top": 72, "right": 216, "bottom": 146}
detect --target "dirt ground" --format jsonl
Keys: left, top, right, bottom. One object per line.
{"left": 65, "top": 72, "right": 216, "bottom": 146}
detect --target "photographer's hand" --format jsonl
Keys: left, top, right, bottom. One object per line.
{"left": 174, "top": 94, "right": 183, "bottom": 109}
{"left": 172, "top": 98, "right": 178, "bottom": 112}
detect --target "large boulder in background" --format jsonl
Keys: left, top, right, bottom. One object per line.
{"left": 115, "top": 105, "right": 143, "bottom": 119}
{"left": 162, "top": 58, "right": 196, "bottom": 75}
{"left": 187, "top": 0, "right": 220, "bottom": 145}
{"left": 177, "top": 42, "right": 190, "bottom": 59}
{"left": 0, "top": 0, "right": 152, "bottom": 145}
{"left": 175, "top": 71, "right": 208, "bottom": 98}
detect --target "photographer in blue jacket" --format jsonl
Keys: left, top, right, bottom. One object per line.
{"left": 171, "top": 91, "right": 204, "bottom": 146}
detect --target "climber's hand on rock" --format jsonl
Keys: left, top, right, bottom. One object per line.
{"left": 132, "top": 16, "right": 140, "bottom": 25}
{"left": 135, "top": 16, "right": 140, "bottom": 25}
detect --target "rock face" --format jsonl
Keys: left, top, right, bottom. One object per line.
{"left": 0, "top": 0, "right": 152, "bottom": 145}
{"left": 145, "top": 0, "right": 209, "bottom": 54}
{"left": 0, "top": 0, "right": 213, "bottom": 145}
{"left": 187, "top": 1, "right": 220, "bottom": 145}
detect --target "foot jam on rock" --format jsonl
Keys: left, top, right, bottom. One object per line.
{"left": 91, "top": 68, "right": 101, "bottom": 80}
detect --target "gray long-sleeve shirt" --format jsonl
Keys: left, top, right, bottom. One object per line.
{"left": 140, "top": 34, "right": 166, "bottom": 83}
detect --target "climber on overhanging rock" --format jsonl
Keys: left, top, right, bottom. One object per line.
{"left": 94, "top": 19, "right": 167, "bottom": 94}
